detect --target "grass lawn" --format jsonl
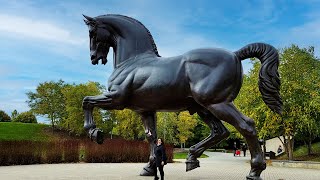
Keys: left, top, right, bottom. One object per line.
{"left": 0, "top": 122, "right": 50, "bottom": 141}
{"left": 276, "top": 142, "right": 320, "bottom": 162}
{"left": 173, "top": 152, "right": 209, "bottom": 159}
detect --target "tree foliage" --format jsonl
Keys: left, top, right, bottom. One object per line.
{"left": 13, "top": 111, "right": 37, "bottom": 123}
{"left": 279, "top": 45, "right": 320, "bottom": 157}
{"left": 234, "top": 45, "right": 320, "bottom": 160}
{"left": 0, "top": 110, "right": 11, "bottom": 122}
{"left": 157, "top": 112, "right": 179, "bottom": 145}
{"left": 26, "top": 80, "right": 67, "bottom": 128}
{"left": 176, "top": 111, "right": 198, "bottom": 146}
{"left": 112, "top": 109, "right": 144, "bottom": 140}
{"left": 11, "top": 110, "right": 19, "bottom": 122}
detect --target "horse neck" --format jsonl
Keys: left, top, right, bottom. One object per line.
{"left": 100, "top": 16, "right": 156, "bottom": 67}
{"left": 113, "top": 37, "right": 156, "bottom": 68}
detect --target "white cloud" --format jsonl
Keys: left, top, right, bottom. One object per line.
{"left": 290, "top": 20, "right": 320, "bottom": 40}
{"left": 0, "top": 99, "right": 29, "bottom": 114}
{"left": 0, "top": 14, "right": 85, "bottom": 45}
{"left": 276, "top": 19, "right": 320, "bottom": 57}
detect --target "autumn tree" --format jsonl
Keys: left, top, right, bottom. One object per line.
{"left": 157, "top": 112, "right": 179, "bottom": 145}
{"left": 176, "top": 111, "right": 198, "bottom": 148}
{"left": 279, "top": 45, "right": 320, "bottom": 157}
{"left": 26, "top": 80, "right": 67, "bottom": 129}
{"left": 61, "top": 81, "right": 105, "bottom": 135}
{"left": 112, "top": 109, "right": 144, "bottom": 140}
{"left": 235, "top": 45, "right": 320, "bottom": 160}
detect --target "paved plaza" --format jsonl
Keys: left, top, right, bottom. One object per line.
{"left": 0, "top": 152, "right": 319, "bottom": 180}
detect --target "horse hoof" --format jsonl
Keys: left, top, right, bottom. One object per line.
{"left": 84, "top": 124, "right": 96, "bottom": 131}
{"left": 246, "top": 175, "right": 263, "bottom": 180}
{"left": 89, "top": 128, "right": 104, "bottom": 144}
{"left": 186, "top": 159, "right": 200, "bottom": 172}
{"left": 140, "top": 166, "right": 155, "bottom": 176}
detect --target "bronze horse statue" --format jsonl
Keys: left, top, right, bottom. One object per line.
{"left": 82, "top": 14, "right": 282, "bottom": 180}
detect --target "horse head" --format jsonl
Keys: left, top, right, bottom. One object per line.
{"left": 84, "top": 14, "right": 161, "bottom": 68}
{"left": 83, "top": 15, "right": 113, "bottom": 65}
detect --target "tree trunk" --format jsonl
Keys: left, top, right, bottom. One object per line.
{"left": 262, "top": 139, "right": 266, "bottom": 159}
{"left": 51, "top": 116, "right": 55, "bottom": 131}
{"left": 287, "top": 136, "right": 294, "bottom": 160}
{"left": 281, "top": 135, "right": 290, "bottom": 160}
{"left": 307, "top": 137, "right": 312, "bottom": 155}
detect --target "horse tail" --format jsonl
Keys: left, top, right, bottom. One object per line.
{"left": 234, "top": 43, "right": 283, "bottom": 114}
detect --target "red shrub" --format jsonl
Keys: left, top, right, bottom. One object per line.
{"left": 0, "top": 139, "right": 173, "bottom": 165}
{"left": 84, "top": 138, "right": 149, "bottom": 163}
{"left": 62, "top": 140, "right": 80, "bottom": 163}
{"left": 0, "top": 141, "right": 42, "bottom": 165}
{"left": 84, "top": 138, "right": 174, "bottom": 163}
{"left": 164, "top": 144, "right": 174, "bottom": 163}
{"left": 43, "top": 141, "right": 63, "bottom": 164}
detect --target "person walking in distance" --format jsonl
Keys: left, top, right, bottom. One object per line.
{"left": 242, "top": 143, "right": 248, "bottom": 157}
{"left": 233, "top": 142, "right": 237, "bottom": 156}
{"left": 154, "top": 138, "right": 167, "bottom": 180}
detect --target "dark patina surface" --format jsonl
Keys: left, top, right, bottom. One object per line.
{"left": 82, "top": 14, "right": 282, "bottom": 180}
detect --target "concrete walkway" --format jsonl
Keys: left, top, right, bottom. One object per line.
{"left": 1, "top": 152, "right": 320, "bottom": 180}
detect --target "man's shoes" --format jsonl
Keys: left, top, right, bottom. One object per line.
{"left": 154, "top": 176, "right": 159, "bottom": 180}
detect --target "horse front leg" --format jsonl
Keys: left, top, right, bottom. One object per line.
{"left": 82, "top": 92, "right": 121, "bottom": 144}
{"left": 139, "top": 111, "right": 157, "bottom": 176}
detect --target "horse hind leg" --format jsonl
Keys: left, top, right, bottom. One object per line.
{"left": 207, "top": 102, "right": 265, "bottom": 180}
{"left": 186, "top": 109, "right": 230, "bottom": 172}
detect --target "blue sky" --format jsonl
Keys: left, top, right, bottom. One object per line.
{"left": 0, "top": 0, "right": 320, "bottom": 122}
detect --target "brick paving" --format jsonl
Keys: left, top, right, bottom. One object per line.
{"left": 0, "top": 152, "right": 319, "bottom": 180}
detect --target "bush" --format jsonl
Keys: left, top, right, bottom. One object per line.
{"left": 0, "top": 139, "right": 173, "bottom": 166}
{"left": 84, "top": 138, "right": 174, "bottom": 163}
{"left": 84, "top": 139, "right": 149, "bottom": 163}
{"left": 0, "top": 110, "right": 11, "bottom": 122}
{"left": 45, "top": 141, "right": 63, "bottom": 164}
{"left": 63, "top": 140, "right": 80, "bottom": 163}
{"left": 14, "top": 111, "right": 37, "bottom": 123}
{"left": 0, "top": 141, "right": 42, "bottom": 165}
{"left": 164, "top": 144, "right": 174, "bottom": 163}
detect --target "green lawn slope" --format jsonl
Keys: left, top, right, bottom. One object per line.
{"left": 0, "top": 122, "right": 50, "bottom": 141}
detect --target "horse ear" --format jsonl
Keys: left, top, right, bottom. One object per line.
{"left": 83, "top": 14, "right": 95, "bottom": 25}
{"left": 83, "top": 14, "right": 94, "bottom": 21}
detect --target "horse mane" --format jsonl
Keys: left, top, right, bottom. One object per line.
{"left": 99, "top": 14, "right": 161, "bottom": 57}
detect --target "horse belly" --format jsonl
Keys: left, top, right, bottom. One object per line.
{"left": 129, "top": 94, "right": 194, "bottom": 111}
{"left": 129, "top": 77, "right": 193, "bottom": 111}
{"left": 127, "top": 58, "right": 193, "bottom": 110}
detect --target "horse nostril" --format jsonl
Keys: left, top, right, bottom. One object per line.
{"left": 91, "top": 55, "right": 96, "bottom": 60}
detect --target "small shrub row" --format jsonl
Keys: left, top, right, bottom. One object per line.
{"left": 0, "top": 140, "right": 80, "bottom": 165}
{"left": 84, "top": 139, "right": 174, "bottom": 163}
{"left": 84, "top": 139, "right": 150, "bottom": 163}
{"left": 0, "top": 139, "right": 174, "bottom": 165}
